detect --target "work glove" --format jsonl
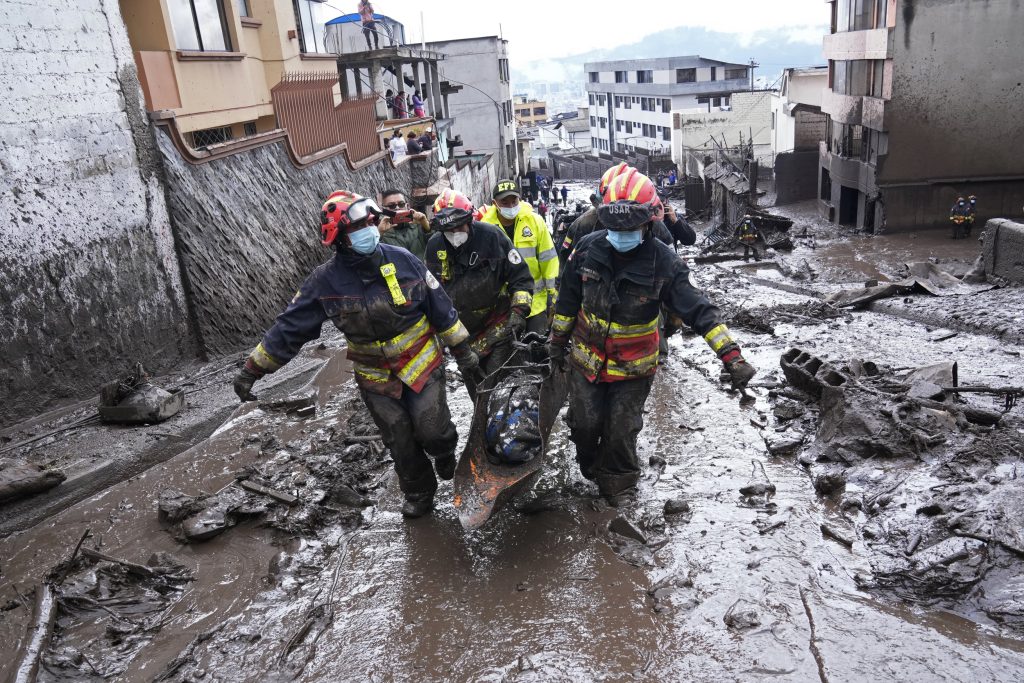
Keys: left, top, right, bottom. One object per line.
{"left": 508, "top": 309, "right": 528, "bottom": 338}
{"left": 725, "top": 357, "right": 757, "bottom": 391}
{"left": 546, "top": 341, "right": 567, "bottom": 375}
{"left": 233, "top": 367, "right": 261, "bottom": 402}
{"left": 451, "top": 343, "right": 485, "bottom": 385}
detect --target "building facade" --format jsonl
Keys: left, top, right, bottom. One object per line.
{"left": 424, "top": 36, "right": 518, "bottom": 177}
{"left": 584, "top": 56, "right": 750, "bottom": 155}
{"left": 514, "top": 95, "right": 548, "bottom": 126}
{"left": 818, "top": 0, "right": 1024, "bottom": 232}
{"left": 673, "top": 90, "right": 775, "bottom": 171}
{"left": 121, "top": 0, "right": 339, "bottom": 147}
{"left": 771, "top": 66, "right": 829, "bottom": 205}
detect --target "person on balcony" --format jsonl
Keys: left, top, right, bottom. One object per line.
{"left": 394, "top": 90, "right": 407, "bottom": 118}
{"left": 359, "top": 0, "right": 379, "bottom": 51}
{"left": 412, "top": 90, "right": 426, "bottom": 118}
{"left": 406, "top": 132, "right": 423, "bottom": 155}
{"left": 389, "top": 130, "right": 407, "bottom": 160}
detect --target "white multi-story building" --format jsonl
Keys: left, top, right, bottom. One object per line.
{"left": 425, "top": 36, "right": 518, "bottom": 177}
{"left": 584, "top": 56, "right": 751, "bottom": 155}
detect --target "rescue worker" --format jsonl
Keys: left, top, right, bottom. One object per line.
{"left": 557, "top": 165, "right": 692, "bottom": 266}
{"left": 549, "top": 172, "right": 755, "bottom": 507}
{"left": 233, "top": 190, "right": 481, "bottom": 518}
{"left": 949, "top": 196, "right": 970, "bottom": 239}
{"left": 424, "top": 190, "right": 535, "bottom": 400}
{"left": 479, "top": 179, "right": 559, "bottom": 334}
{"left": 966, "top": 195, "right": 978, "bottom": 236}
{"left": 736, "top": 215, "right": 761, "bottom": 261}
{"left": 378, "top": 188, "right": 430, "bottom": 259}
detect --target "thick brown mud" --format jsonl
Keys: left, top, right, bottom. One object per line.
{"left": 2, "top": 205, "right": 1024, "bottom": 680}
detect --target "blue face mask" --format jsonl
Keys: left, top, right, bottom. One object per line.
{"left": 348, "top": 225, "right": 380, "bottom": 254}
{"left": 606, "top": 229, "right": 643, "bottom": 252}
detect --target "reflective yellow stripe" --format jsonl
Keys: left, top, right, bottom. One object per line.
{"left": 511, "top": 290, "right": 532, "bottom": 308}
{"left": 396, "top": 337, "right": 441, "bottom": 386}
{"left": 348, "top": 315, "right": 430, "bottom": 357}
{"left": 551, "top": 313, "right": 575, "bottom": 336}
{"left": 537, "top": 247, "right": 557, "bottom": 262}
{"left": 250, "top": 342, "right": 282, "bottom": 372}
{"left": 437, "top": 250, "right": 451, "bottom": 281}
{"left": 703, "top": 324, "right": 734, "bottom": 352}
{"left": 605, "top": 350, "right": 660, "bottom": 377}
{"left": 517, "top": 246, "right": 537, "bottom": 258}
{"left": 438, "top": 320, "right": 469, "bottom": 347}
{"left": 628, "top": 181, "right": 644, "bottom": 201}
{"left": 583, "top": 310, "right": 659, "bottom": 339}
{"left": 380, "top": 263, "right": 407, "bottom": 305}
{"left": 353, "top": 362, "right": 391, "bottom": 384}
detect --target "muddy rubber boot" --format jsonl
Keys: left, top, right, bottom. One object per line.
{"left": 434, "top": 452, "right": 456, "bottom": 481}
{"left": 401, "top": 494, "right": 434, "bottom": 518}
{"left": 604, "top": 488, "right": 638, "bottom": 509}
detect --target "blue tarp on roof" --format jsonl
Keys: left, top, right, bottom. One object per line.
{"left": 326, "top": 13, "right": 396, "bottom": 25}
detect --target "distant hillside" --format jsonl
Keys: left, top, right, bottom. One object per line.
{"left": 512, "top": 25, "right": 826, "bottom": 87}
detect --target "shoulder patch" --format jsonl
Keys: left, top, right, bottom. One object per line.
{"left": 508, "top": 249, "right": 523, "bottom": 265}
{"left": 425, "top": 271, "right": 440, "bottom": 289}
{"left": 522, "top": 226, "right": 533, "bottom": 237}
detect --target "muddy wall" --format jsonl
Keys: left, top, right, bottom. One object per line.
{"left": 154, "top": 132, "right": 416, "bottom": 357}
{"left": 878, "top": 0, "right": 1024, "bottom": 184}
{"left": 982, "top": 218, "right": 1024, "bottom": 285}
{"left": 882, "top": 180, "right": 1024, "bottom": 235}
{"left": 0, "top": 0, "right": 193, "bottom": 428}
{"left": 774, "top": 151, "right": 820, "bottom": 205}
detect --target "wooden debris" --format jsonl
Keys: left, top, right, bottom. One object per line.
{"left": 8, "top": 583, "right": 59, "bottom": 683}
{"left": 239, "top": 480, "right": 299, "bottom": 507}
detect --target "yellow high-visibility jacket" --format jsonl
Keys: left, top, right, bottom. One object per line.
{"left": 479, "top": 203, "right": 558, "bottom": 318}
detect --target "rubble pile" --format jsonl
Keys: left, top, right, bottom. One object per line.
{"left": 727, "top": 300, "right": 849, "bottom": 335}
{"left": 158, "top": 397, "right": 387, "bottom": 543}
{"left": 770, "top": 348, "right": 1024, "bottom": 631}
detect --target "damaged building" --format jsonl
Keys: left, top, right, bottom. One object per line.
{"left": 818, "top": 0, "right": 1024, "bottom": 232}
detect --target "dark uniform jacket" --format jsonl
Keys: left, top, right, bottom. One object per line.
{"left": 424, "top": 222, "right": 534, "bottom": 356}
{"left": 248, "top": 244, "right": 468, "bottom": 398}
{"left": 552, "top": 230, "right": 723, "bottom": 383}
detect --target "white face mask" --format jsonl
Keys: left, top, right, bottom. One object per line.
{"left": 498, "top": 205, "right": 519, "bottom": 220}
{"left": 444, "top": 231, "right": 469, "bottom": 247}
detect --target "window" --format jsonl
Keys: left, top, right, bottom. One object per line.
{"left": 676, "top": 68, "right": 696, "bottom": 83}
{"left": 615, "top": 70, "right": 627, "bottom": 83}
{"left": 725, "top": 68, "right": 747, "bottom": 80}
{"left": 662, "top": 127, "right": 670, "bottom": 141}
{"left": 661, "top": 98, "right": 671, "bottom": 113}
{"left": 243, "top": 121, "right": 257, "bottom": 136}
{"left": 616, "top": 120, "right": 623, "bottom": 132}
{"left": 640, "top": 97, "right": 654, "bottom": 111}
{"left": 235, "top": 0, "right": 249, "bottom": 17}
{"left": 168, "top": 0, "right": 231, "bottom": 51}
{"left": 498, "top": 58, "right": 510, "bottom": 83}
{"left": 636, "top": 69, "right": 653, "bottom": 84}
{"left": 875, "top": 0, "right": 888, "bottom": 28}
{"left": 590, "top": 116, "right": 596, "bottom": 127}
{"left": 625, "top": 121, "right": 633, "bottom": 133}
{"left": 697, "top": 96, "right": 710, "bottom": 104}
{"left": 589, "top": 72, "right": 599, "bottom": 83}
{"left": 293, "top": 0, "right": 328, "bottom": 53}
{"left": 589, "top": 93, "right": 595, "bottom": 105}
{"left": 710, "top": 67, "right": 717, "bottom": 81}
{"left": 713, "top": 97, "right": 721, "bottom": 107}
{"left": 871, "top": 59, "right": 884, "bottom": 97}
{"left": 597, "top": 94, "right": 606, "bottom": 106}
{"left": 190, "top": 125, "right": 233, "bottom": 148}
{"left": 598, "top": 117, "right": 607, "bottom": 128}
{"left": 533, "top": 107, "right": 545, "bottom": 116}
{"left": 834, "top": 0, "right": 883, "bottom": 32}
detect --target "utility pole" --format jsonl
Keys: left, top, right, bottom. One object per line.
{"left": 748, "top": 58, "right": 759, "bottom": 91}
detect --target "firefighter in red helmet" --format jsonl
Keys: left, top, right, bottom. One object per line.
{"left": 549, "top": 172, "right": 755, "bottom": 506}
{"left": 424, "top": 190, "right": 535, "bottom": 399}
{"left": 233, "top": 190, "right": 481, "bottom": 518}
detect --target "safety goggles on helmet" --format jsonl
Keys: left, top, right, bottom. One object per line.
{"left": 320, "top": 191, "right": 382, "bottom": 246}
{"left": 598, "top": 200, "right": 654, "bottom": 231}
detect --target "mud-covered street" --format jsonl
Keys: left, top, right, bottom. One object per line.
{"left": 3, "top": 197, "right": 1024, "bottom": 681}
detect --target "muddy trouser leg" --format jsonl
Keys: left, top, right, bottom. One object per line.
{"left": 359, "top": 381, "right": 441, "bottom": 502}
{"left": 594, "top": 376, "right": 654, "bottom": 496}
{"left": 566, "top": 370, "right": 608, "bottom": 481}
{"left": 406, "top": 367, "right": 458, "bottom": 474}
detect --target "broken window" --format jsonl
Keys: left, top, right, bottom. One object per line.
{"left": 169, "top": 0, "right": 231, "bottom": 51}
{"left": 676, "top": 68, "right": 696, "bottom": 83}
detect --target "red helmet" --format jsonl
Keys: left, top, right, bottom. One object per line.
{"left": 320, "top": 190, "right": 381, "bottom": 246}
{"left": 600, "top": 171, "right": 659, "bottom": 231}
{"left": 603, "top": 169, "right": 656, "bottom": 205}
{"left": 431, "top": 189, "right": 475, "bottom": 231}
{"left": 599, "top": 162, "right": 632, "bottom": 197}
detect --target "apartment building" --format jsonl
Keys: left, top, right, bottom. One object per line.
{"left": 771, "top": 66, "right": 828, "bottom": 204}
{"left": 514, "top": 96, "right": 548, "bottom": 126}
{"left": 819, "top": 0, "right": 1024, "bottom": 232}
{"left": 584, "top": 56, "right": 750, "bottom": 155}
{"left": 425, "top": 36, "right": 518, "bottom": 177}
{"left": 121, "top": 0, "right": 340, "bottom": 147}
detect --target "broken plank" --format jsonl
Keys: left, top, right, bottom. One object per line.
{"left": 820, "top": 522, "right": 855, "bottom": 548}
{"left": 81, "top": 548, "right": 156, "bottom": 578}
{"left": 238, "top": 480, "right": 299, "bottom": 507}
{"left": 9, "top": 583, "right": 59, "bottom": 683}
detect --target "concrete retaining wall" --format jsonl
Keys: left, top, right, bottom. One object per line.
{"left": 982, "top": 218, "right": 1024, "bottom": 285}
{"left": 0, "top": 0, "right": 192, "bottom": 427}
{"left": 155, "top": 132, "right": 415, "bottom": 357}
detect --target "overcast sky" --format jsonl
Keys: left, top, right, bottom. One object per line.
{"left": 323, "top": 0, "right": 829, "bottom": 61}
